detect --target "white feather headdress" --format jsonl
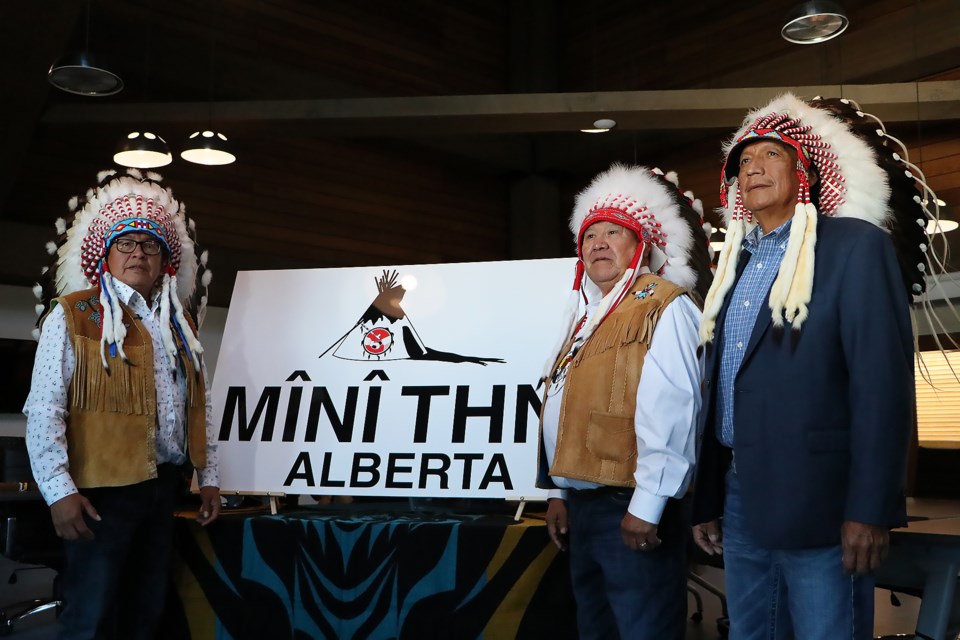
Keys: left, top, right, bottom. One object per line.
{"left": 542, "top": 164, "right": 712, "bottom": 381}
{"left": 699, "top": 93, "right": 938, "bottom": 344}
{"left": 36, "top": 169, "right": 212, "bottom": 372}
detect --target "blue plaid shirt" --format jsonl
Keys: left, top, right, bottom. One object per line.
{"left": 717, "top": 219, "right": 792, "bottom": 447}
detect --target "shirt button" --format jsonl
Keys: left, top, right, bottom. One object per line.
{"left": 737, "top": 341, "right": 743, "bottom": 349}
{"left": 756, "top": 263, "right": 763, "bottom": 269}
{"left": 744, "top": 300, "right": 751, "bottom": 307}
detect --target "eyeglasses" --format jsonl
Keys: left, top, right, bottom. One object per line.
{"left": 113, "top": 238, "right": 163, "bottom": 255}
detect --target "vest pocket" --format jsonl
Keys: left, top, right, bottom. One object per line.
{"left": 586, "top": 411, "right": 635, "bottom": 463}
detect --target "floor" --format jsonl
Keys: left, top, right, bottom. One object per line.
{"left": 2, "top": 612, "right": 56, "bottom": 639}
{"left": 685, "top": 564, "right": 955, "bottom": 640}
{"left": 0, "top": 566, "right": 953, "bottom": 638}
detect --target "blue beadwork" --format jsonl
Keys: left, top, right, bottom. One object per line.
{"left": 634, "top": 283, "right": 658, "bottom": 300}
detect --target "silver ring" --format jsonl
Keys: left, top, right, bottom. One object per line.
{"left": 639, "top": 541, "right": 648, "bottom": 549}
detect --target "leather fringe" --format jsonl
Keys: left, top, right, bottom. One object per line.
{"left": 187, "top": 360, "right": 203, "bottom": 409}
{"left": 71, "top": 338, "right": 147, "bottom": 415}
{"left": 573, "top": 300, "right": 668, "bottom": 364}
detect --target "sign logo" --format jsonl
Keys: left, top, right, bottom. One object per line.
{"left": 362, "top": 327, "right": 394, "bottom": 357}
{"left": 321, "top": 269, "right": 505, "bottom": 366}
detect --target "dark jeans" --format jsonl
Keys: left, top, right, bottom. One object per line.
{"left": 722, "top": 468, "right": 874, "bottom": 640}
{"left": 58, "top": 464, "right": 182, "bottom": 640}
{"left": 566, "top": 487, "right": 688, "bottom": 640}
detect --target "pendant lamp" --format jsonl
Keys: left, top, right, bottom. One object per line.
{"left": 181, "top": 130, "right": 235, "bottom": 166}
{"left": 113, "top": 132, "right": 172, "bottom": 169}
{"left": 782, "top": 1, "right": 849, "bottom": 44}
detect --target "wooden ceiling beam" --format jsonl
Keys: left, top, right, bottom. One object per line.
{"left": 42, "top": 81, "right": 960, "bottom": 135}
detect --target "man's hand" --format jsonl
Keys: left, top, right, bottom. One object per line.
{"left": 692, "top": 520, "right": 724, "bottom": 556}
{"left": 197, "top": 486, "right": 221, "bottom": 526}
{"left": 50, "top": 493, "right": 100, "bottom": 541}
{"left": 841, "top": 520, "right": 889, "bottom": 575}
{"left": 545, "top": 498, "right": 568, "bottom": 551}
{"left": 621, "top": 512, "right": 660, "bottom": 551}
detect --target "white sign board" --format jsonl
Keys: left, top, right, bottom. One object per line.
{"left": 213, "top": 258, "right": 575, "bottom": 499}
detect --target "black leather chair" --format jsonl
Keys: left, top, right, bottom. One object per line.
{"left": 0, "top": 437, "right": 62, "bottom": 636}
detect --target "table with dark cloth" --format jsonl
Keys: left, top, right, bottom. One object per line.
{"left": 163, "top": 507, "right": 576, "bottom": 640}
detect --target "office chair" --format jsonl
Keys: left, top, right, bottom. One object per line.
{"left": 687, "top": 537, "right": 730, "bottom": 637}
{"left": 0, "top": 438, "right": 62, "bottom": 635}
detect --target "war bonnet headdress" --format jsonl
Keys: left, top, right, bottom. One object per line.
{"left": 34, "top": 168, "right": 212, "bottom": 373}
{"left": 700, "top": 93, "right": 948, "bottom": 344}
{"left": 542, "top": 164, "right": 713, "bottom": 380}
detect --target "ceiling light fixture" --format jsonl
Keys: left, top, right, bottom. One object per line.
{"left": 581, "top": 118, "right": 617, "bottom": 134}
{"left": 48, "top": 3, "right": 123, "bottom": 96}
{"left": 181, "top": 130, "right": 235, "bottom": 166}
{"left": 48, "top": 52, "right": 123, "bottom": 96}
{"left": 926, "top": 219, "right": 959, "bottom": 235}
{"left": 113, "top": 132, "right": 172, "bottom": 169}
{"left": 181, "top": 0, "right": 236, "bottom": 166}
{"left": 781, "top": 1, "right": 849, "bottom": 44}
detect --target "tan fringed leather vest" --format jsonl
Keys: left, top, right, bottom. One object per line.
{"left": 55, "top": 288, "right": 207, "bottom": 489}
{"left": 539, "top": 274, "right": 686, "bottom": 488}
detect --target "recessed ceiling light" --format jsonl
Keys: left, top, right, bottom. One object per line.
{"left": 580, "top": 118, "right": 617, "bottom": 134}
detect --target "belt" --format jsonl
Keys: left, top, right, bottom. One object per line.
{"left": 567, "top": 485, "right": 632, "bottom": 500}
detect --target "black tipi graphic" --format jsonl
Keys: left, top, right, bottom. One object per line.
{"left": 320, "top": 270, "right": 504, "bottom": 366}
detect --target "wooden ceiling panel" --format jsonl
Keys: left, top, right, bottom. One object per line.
{"left": 560, "top": 0, "right": 960, "bottom": 91}
{"left": 1, "top": 1, "right": 958, "bottom": 305}
{"left": 79, "top": 0, "right": 510, "bottom": 101}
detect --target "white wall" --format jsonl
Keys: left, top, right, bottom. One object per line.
{"left": 0, "top": 284, "right": 41, "bottom": 341}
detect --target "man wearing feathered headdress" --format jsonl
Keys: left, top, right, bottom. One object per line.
{"left": 23, "top": 168, "right": 220, "bottom": 639}
{"left": 536, "top": 165, "right": 712, "bottom": 638}
{"left": 692, "top": 94, "right": 943, "bottom": 638}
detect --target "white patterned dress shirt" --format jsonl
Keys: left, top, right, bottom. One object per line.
{"left": 23, "top": 281, "right": 220, "bottom": 505}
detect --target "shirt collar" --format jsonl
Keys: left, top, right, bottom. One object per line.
{"left": 744, "top": 218, "right": 792, "bottom": 254}
{"left": 110, "top": 279, "right": 160, "bottom": 311}
{"left": 584, "top": 265, "right": 652, "bottom": 313}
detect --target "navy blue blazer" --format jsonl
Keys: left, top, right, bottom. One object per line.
{"left": 692, "top": 215, "right": 913, "bottom": 549}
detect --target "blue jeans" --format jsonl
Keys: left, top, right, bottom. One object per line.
{"left": 722, "top": 469, "right": 874, "bottom": 640}
{"left": 58, "top": 464, "right": 182, "bottom": 640}
{"left": 566, "top": 487, "right": 687, "bottom": 640}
